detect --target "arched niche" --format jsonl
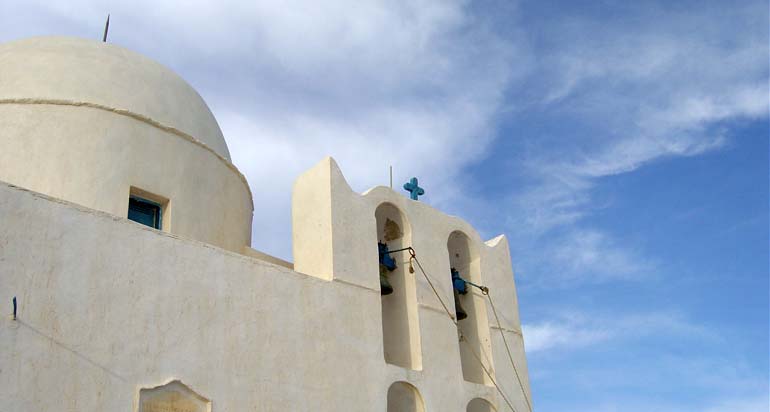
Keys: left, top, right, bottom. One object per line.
{"left": 387, "top": 381, "right": 425, "bottom": 412}
{"left": 376, "top": 202, "right": 422, "bottom": 370}
{"left": 447, "top": 230, "right": 494, "bottom": 385}
{"left": 467, "top": 398, "right": 497, "bottom": 412}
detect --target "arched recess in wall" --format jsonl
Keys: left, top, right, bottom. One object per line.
{"left": 448, "top": 230, "right": 494, "bottom": 385}
{"left": 387, "top": 381, "right": 426, "bottom": 412}
{"left": 376, "top": 202, "right": 422, "bottom": 370}
{"left": 467, "top": 398, "right": 497, "bottom": 412}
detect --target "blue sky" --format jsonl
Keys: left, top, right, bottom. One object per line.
{"left": 2, "top": 0, "right": 767, "bottom": 410}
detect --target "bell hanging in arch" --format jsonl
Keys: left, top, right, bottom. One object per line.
{"left": 453, "top": 289, "right": 468, "bottom": 320}
{"left": 380, "top": 264, "right": 394, "bottom": 295}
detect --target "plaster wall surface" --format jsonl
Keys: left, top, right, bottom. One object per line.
{"left": 0, "top": 181, "right": 508, "bottom": 411}
{"left": 292, "top": 158, "right": 532, "bottom": 412}
{"left": 0, "top": 104, "right": 252, "bottom": 252}
{"left": 0, "top": 36, "right": 230, "bottom": 159}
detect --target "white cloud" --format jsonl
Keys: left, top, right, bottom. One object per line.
{"left": 550, "top": 229, "right": 652, "bottom": 282}
{"left": 522, "top": 319, "right": 609, "bottom": 353}
{"left": 502, "top": 3, "right": 767, "bottom": 285}
{"left": 194, "top": 2, "right": 518, "bottom": 258}
{"left": 1, "top": 0, "right": 520, "bottom": 259}
{"left": 703, "top": 394, "right": 769, "bottom": 412}
{"left": 562, "top": 136, "right": 727, "bottom": 179}
{"left": 522, "top": 310, "right": 713, "bottom": 354}
{"left": 507, "top": 226, "right": 655, "bottom": 289}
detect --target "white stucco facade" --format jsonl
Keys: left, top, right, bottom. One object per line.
{"left": 0, "top": 37, "right": 253, "bottom": 252}
{"left": 0, "top": 36, "right": 532, "bottom": 412}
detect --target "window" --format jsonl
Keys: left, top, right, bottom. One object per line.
{"left": 128, "top": 196, "right": 162, "bottom": 229}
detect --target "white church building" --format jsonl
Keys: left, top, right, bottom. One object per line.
{"left": 0, "top": 36, "right": 533, "bottom": 412}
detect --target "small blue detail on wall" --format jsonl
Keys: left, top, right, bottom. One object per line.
{"left": 403, "top": 177, "right": 425, "bottom": 200}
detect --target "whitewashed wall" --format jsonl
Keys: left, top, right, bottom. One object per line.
{"left": 0, "top": 160, "right": 530, "bottom": 411}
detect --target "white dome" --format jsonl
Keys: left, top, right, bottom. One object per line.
{"left": 0, "top": 36, "right": 231, "bottom": 160}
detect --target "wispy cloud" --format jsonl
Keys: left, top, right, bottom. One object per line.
{"left": 530, "top": 353, "right": 769, "bottom": 412}
{"left": 199, "top": 1, "right": 520, "bottom": 258}
{"left": 511, "top": 228, "right": 654, "bottom": 290}
{"left": 502, "top": 2, "right": 767, "bottom": 285}
{"left": 3, "top": 0, "right": 523, "bottom": 259}
{"left": 521, "top": 309, "right": 765, "bottom": 411}
{"left": 523, "top": 310, "right": 712, "bottom": 353}
{"left": 556, "top": 391, "right": 769, "bottom": 412}
{"left": 522, "top": 318, "right": 609, "bottom": 353}
{"left": 703, "top": 394, "right": 770, "bottom": 412}
{"left": 549, "top": 229, "right": 653, "bottom": 282}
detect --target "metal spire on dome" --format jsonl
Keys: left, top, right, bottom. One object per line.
{"left": 102, "top": 14, "right": 110, "bottom": 42}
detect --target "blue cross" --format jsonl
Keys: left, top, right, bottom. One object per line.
{"left": 403, "top": 177, "right": 425, "bottom": 200}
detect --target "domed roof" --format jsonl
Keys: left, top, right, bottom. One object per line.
{"left": 0, "top": 36, "right": 231, "bottom": 160}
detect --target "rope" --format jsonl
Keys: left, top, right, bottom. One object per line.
{"left": 458, "top": 328, "right": 517, "bottom": 412}
{"left": 410, "top": 252, "right": 456, "bottom": 323}
{"left": 487, "top": 293, "right": 533, "bottom": 412}
{"left": 409, "top": 253, "right": 517, "bottom": 412}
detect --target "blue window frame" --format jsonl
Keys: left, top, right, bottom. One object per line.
{"left": 128, "top": 196, "right": 162, "bottom": 229}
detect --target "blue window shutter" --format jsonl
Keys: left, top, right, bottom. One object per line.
{"left": 128, "top": 197, "right": 162, "bottom": 229}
